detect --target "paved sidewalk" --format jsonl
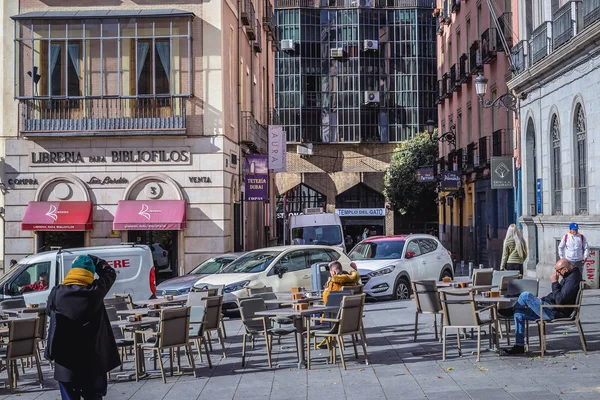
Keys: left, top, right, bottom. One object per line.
{"left": 2, "top": 279, "right": 600, "bottom": 400}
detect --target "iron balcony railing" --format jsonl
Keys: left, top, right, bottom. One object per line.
{"left": 441, "top": 73, "right": 449, "bottom": 98}
{"left": 246, "top": 5, "right": 257, "bottom": 40}
{"left": 242, "top": 111, "right": 268, "bottom": 153}
{"left": 435, "top": 80, "right": 442, "bottom": 105}
{"left": 449, "top": 64, "right": 458, "bottom": 92}
{"left": 19, "top": 97, "right": 187, "bottom": 136}
{"left": 477, "top": 136, "right": 490, "bottom": 168}
{"left": 264, "top": 0, "right": 275, "bottom": 32}
{"left": 451, "top": 0, "right": 460, "bottom": 13}
{"left": 583, "top": 0, "right": 600, "bottom": 28}
{"left": 241, "top": 0, "right": 254, "bottom": 26}
{"left": 253, "top": 20, "right": 263, "bottom": 53}
{"left": 510, "top": 40, "right": 529, "bottom": 76}
{"left": 470, "top": 41, "right": 483, "bottom": 74}
{"left": 553, "top": 1, "right": 581, "bottom": 51}
{"left": 481, "top": 28, "right": 498, "bottom": 63}
{"left": 531, "top": 21, "right": 552, "bottom": 65}
{"left": 458, "top": 53, "right": 470, "bottom": 84}
{"left": 465, "top": 142, "right": 475, "bottom": 172}
{"left": 496, "top": 12, "right": 513, "bottom": 51}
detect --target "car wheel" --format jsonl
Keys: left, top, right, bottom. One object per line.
{"left": 440, "top": 269, "right": 453, "bottom": 280}
{"left": 394, "top": 277, "right": 410, "bottom": 300}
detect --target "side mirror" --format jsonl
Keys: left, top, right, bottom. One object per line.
{"left": 277, "top": 267, "right": 288, "bottom": 279}
{"left": 405, "top": 251, "right": 415, "bottom": 259}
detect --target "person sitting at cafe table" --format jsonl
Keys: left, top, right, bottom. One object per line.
{"left": 504, "top": 258, "right": 582, "bottom": 355}
{"left": 20, "top": 272, "right": 49, "bottom": 293}
{"left": 323, "top": 261, "right": 360, "bottom": 304}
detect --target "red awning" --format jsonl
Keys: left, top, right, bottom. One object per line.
{"left": 22, "top": 201, "right": 93, "bottom": 231}
{"left": 113, "top": 200, "right": 186, "bottom": 230}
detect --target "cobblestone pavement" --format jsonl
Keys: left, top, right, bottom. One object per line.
{"left": 1, "top": 279, "right": 600, "bottom": 400}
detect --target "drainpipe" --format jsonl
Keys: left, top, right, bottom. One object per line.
{"left": 238, "top": 0, "right": 244, "bottom": 251}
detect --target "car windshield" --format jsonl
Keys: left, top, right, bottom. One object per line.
{"left": 291, "top": 225, "right": 342, "bottom": 246}
{"left": 220, "top": 251, "right": 281, "bottom": 273}
{"left": 189, "top": 257, "right": 234, "bottom": 275}
{"left": 0, "top": 264, "right": 23, "bottom": 286}
{"left": 348, "top": 240, "right": 405, "bottom": 260}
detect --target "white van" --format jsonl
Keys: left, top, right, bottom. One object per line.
{"left": 289, "top": 213, "right": 345, "bottom": 252}
{"left": 0, "top": 244, "right": 156, "bottom": 306}
{"left": 194, "top": 245, "right": 353, "bottom": 315}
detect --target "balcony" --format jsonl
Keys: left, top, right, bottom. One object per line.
{"left": 246, "top": 6, "right": 257, "bottom": 40}
{"left": 264, "top": 0, "right": 275, "bottom": 33}
{"left": 19, "top": 97, "right": 187, "bottom": 137}
{"left": 242, "top": 111, "right": 268, "bottom": 154}
{"left": 253, "top": 20, "right": 263, "bottom": 53}
{"left": 531, "top": 22, "right": 552, "bottom": 65}
{"left": 435, "top": 80, "right": 442, "bottom": 105}
{"left": 451, "top": 0, "right": 460, "bottom": 13}
{"left": 465, "top": 142, "right": 475, "bottom": 173}
{"left": 458, "top": 53, "right": 470, "bottom": 84}
{"left": 481, "top": 28, "right": 497, "bottom": 63}
{"left": 553, "top": 1, "right": 581, "bottom": 51}
{"left": 449, "top": 64, "right": 458, "bottom": 92}
{"left": 584, "top": 0, "right": 600, "bottom": 28}
{"left": 496, "top": 13, "right": 513, "bottom": 51}
{"left": 275, "top": 0, "right": 315, "bottom": 7}
{"left": 441, "top": 73, "right": 449, "bottom": 99}
{"left": 241, "top": 0, "right": 254, "bottom": 26}
{"left": 469, "top": 41, "right": 483, "bottom": 74}
{"left": 510, "top": 40, "right": 529, "bottom": 76}
{"left": 477, "top": 136, "right": 490, "bottom": 169}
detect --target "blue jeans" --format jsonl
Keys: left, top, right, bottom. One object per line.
{"left": 513, "top": 292, "right": 554, "bottom": 346}
{"left": 58, "top": 375, "right": 107, "bottom": 400}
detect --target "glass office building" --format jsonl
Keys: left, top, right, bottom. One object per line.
{"left": 275, "top": 0, "right": 437, "bottom": 143}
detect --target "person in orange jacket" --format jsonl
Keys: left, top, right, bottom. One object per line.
{"left": 322, "top": 261, "right": 360, "bottom": 306}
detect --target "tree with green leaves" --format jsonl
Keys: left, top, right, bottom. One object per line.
{"left": 384, "top": 132, "right": 439, "bottom": 219}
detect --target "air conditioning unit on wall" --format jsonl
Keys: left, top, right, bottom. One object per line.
{"left": 364, "top": 91, "right": 380, "bottom": 103}
{"left": 281, "top": 39, "right": 295, "bottom": 51}
{"left": 363, "top": 40, "right": 378, "bottom": 51}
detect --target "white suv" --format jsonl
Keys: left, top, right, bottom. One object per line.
{"left": 348, "top": 234, "right": 453, "bottom": 300}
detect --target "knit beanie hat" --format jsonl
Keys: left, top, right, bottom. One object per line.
{"left": 72, "top": 255, "right": 96, "bottom": 274}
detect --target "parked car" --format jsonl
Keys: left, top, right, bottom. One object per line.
{"left": 155, "top": 252, "right": 244, "bottom": 296}
{"left": 0, "top": 244, "right": 156, "bottom": 306}
{"left": 348, "top": 234, "right": 453, "bottom": 300}
{"left": 194, "top": 245, "right": 352, "bottom": 315}
{"left": 150, "top": 243, "right": 170, "bottom": 270}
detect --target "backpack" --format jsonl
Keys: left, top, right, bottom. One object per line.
{"left": 564, "top": 233, "right": 585, "bottom": 246}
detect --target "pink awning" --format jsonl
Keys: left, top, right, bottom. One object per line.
{"left": 22, "top": 201, "right": 93, "bottom": 231}
{"left": 113, "top": 200, "right": 186, "bottom": 230}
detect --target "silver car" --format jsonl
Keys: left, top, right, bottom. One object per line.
{"left": 155, "top": 253, "right": 245, "bottom": 296}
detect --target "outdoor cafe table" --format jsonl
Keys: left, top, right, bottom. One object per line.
{"left": 111, "top": 317, "right": 161, "bottom": 379}
{"left": 133, "top": 295, "right": 188, "bottom": 307}
{"left": 264, "top": 297, "right": 323, "bottom": 305}
{"left": 255, "top": 305, "right": 339, "bottom": 369}
{"left": 438, "top": 285, "right": 498, "bottom": 291}
{"left": 116, "top": 305, "right": 182, "bottom": 317}
{"left": 2, "top": 306, "right": 46, "bottom": 316}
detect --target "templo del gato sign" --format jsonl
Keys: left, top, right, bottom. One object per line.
{"left": 30, "top": 148, "right": 191, "bottom": 166}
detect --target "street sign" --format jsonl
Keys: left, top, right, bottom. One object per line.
{"left": 491, "top": 156, "right": 514, "bottom": 189}
{"left": 441, "top": 170, "right": 461, "bottom": 191}
{"left": 416, "top": 167, "right": 436, "bottom": 183}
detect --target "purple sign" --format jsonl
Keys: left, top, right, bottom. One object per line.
{"left": 244, "top": 154, "right": 268, "bottom": 201}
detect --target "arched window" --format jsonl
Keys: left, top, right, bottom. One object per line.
{"left": 574, "top": 104, "right": 588, "bottom": 215}
{"left": 551, "top": 114, "right": 562, "bottom": 215}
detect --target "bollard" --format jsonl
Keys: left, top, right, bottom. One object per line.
{"left": 468, "top": 262, "right": 473, "bottom": 278}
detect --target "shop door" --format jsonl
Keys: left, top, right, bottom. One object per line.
{"left": 476, "top": 195, "right": 488, "bottom": 267}
{"left": 37, "top": 231, "right": 84, "bottom": 252}
{"left": 128, "top": 230, "right": 177, "bottom": 283}
{"left": 234, "top": 203, "right": 243, "bottom": 252}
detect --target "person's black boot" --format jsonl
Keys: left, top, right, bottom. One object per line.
{"left": 503, "top": 345, "right": 525, "bottom": 355}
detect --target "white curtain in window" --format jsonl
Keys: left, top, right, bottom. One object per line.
{"left": 67, "top": 43, "right": 81, "bottom": 79}
{"left": 155, "top": 41, "right": 170, "bottom": 82}
{"left": 136, "top": 41, "right": 150, "bottom": 83}
{"left": 49, "top": 44, "right": 61, "bottom": 77}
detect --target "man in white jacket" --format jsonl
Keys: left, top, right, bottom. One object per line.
{"left": 558, "top": 222, "right": 589, "bottom": 273}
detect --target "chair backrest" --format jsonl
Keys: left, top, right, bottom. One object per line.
{"left": 104, "top": 297, "right": 130, "bottom": 311}
{"left": 340, "top": 285, "right": 364, "bottom": 294}
{"left": 203, "top": 296, "right": 223, "bottom": 330}
{"left": 105, "top": 306, "right": 126, "bottom": 340}
{"left": 239, "top": 297, "right": 270, "bottom": 332}
{"left": 158, "top": 307, "right": 190, "bottom": 348}
{"left": 499, "top": 275, "right": 521, "bottom": 295}
{"left": 189, "top": 305, "right": 206, "bottom": 336}
{"left": 114, "top": 293, "right": 134, "bottom": 310}
{"left": 246, "top": 287, "right": 269, "bottom": 296}
{"left": 506, "top": 278, "right": 539, "bottom": 297}
{"left": 412, "top": 280, "right": 442, "bottom": 314}
{"left": 325, "top": 290, "right": 353, "bottom": 307}
{"left": 255, "top": 292, "right": 279, "bottom": 310}
{"left": 473, "top": 268, "right": 494, "bottom": 286}
{"left": 0, "top": 298, "right": 26, "bottom": 311}
{"left": 21, "top": 308, "right": 48, "bottom": 340}
{"left": 440, "top": 290, "right": 478, "bottom": 327}
{"left": 491, "top": 270, "right": 520, "bottom": 287}
{"left": 337, "top": 294, "right": 365, "bottom": 335}
{"left": 7, "top": 317, "right": 38, "bottom": 359}
{"left": 570, "top": 282, "right": 585, "bottom": 320}
{"left": 187, "top": 291, "right": 209, "bottom": 306}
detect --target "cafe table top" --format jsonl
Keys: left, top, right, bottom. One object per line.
{"left": 264, "top": 297, "right": 323, "bottom": 305}
{"left": 473, "top": 295, "right": 516, "bottom": 303}
{"left": 438, "top": 284, "right": 498, "bottom": 291}
{"left": 116, "top": 305, "right": 182, "bottom": 316}
{"left": 133, "top": 295, "right": 188, "bottom": 307}
{"left": 111, "top": 317, "right": 160, "bottom": 330}
{"left": 255, "top": 305, "right": 339, "bottom": 318}
{"left": 2, "top": 306, "right": 46, "bottom": 315}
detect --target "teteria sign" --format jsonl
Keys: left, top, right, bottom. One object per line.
{"left": 30, "top": 148, "right": 191, "bottom": 166}
{"left": 336, "top": 208, "right": 386, "bottom": 217}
